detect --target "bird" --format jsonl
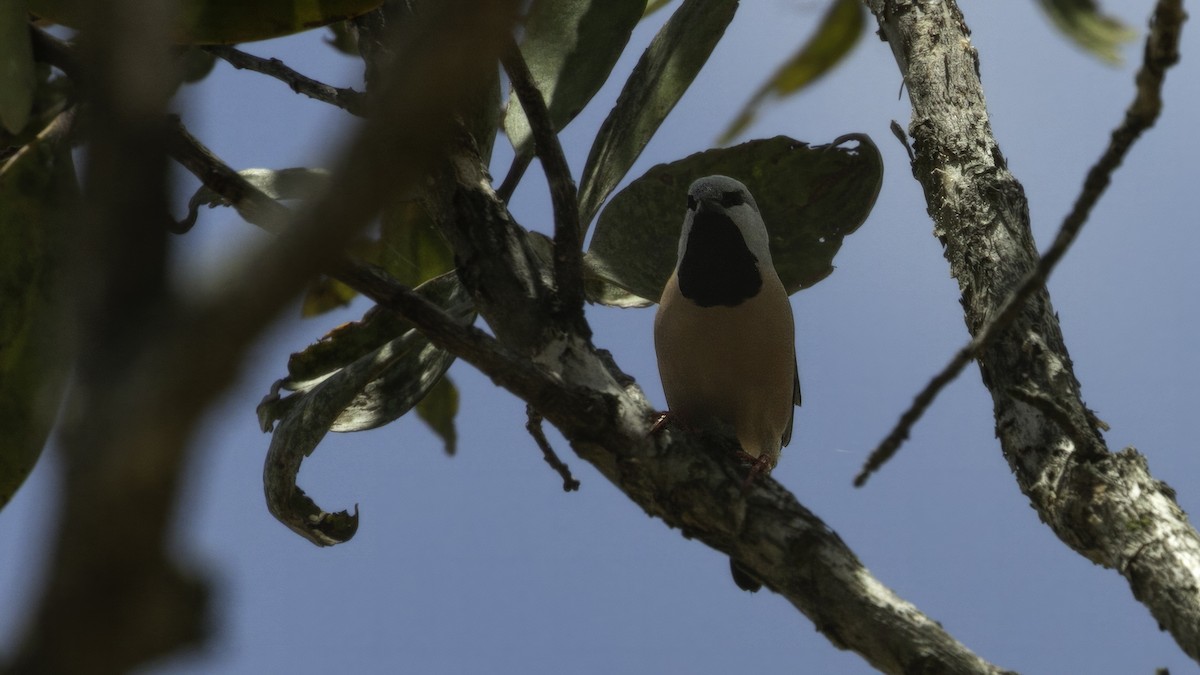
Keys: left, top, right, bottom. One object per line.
{"left": 653, "top": 175, "right": 801, "bottom": 592}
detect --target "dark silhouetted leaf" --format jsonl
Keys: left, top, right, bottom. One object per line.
{"left": 1036, "top": 0, "right": 1135, "bottom": 64}
{"left": 578, "top": 0, "right": 738, "bottom": 228}
{"left": 504, "top": 0, "right": 644, "bottom": 154}
{"left": 721, "top": 0, "right": 863, "bottom": 143}
{"left": 0, "top": 115, "right": 76, "bottom": 510}
{"left": 416, "top": 375, "right": 459, "bottom": 456}
{"left": 587, "top": 134, "right": 881, "bottom": 307}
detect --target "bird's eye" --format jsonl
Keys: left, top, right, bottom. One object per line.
{"left": 720, "top": 191, "right": 745, "bottom": 208}
{"left": 687, "top": 195, "right": 697, "bottom": 210}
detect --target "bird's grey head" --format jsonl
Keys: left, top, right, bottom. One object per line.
{"left": 675, "top": 175, "right": 774, "bottom": 308}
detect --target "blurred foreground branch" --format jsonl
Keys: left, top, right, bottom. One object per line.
{"left": 7, "top": 1, "right": 519, "bottom": 672}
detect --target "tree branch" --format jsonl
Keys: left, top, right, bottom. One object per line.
{"left": 857, "top": 0, "right": 1185, "bottom": 486}
{"left": 865, "top": 0, "right": 1200, "bottom": 662}
{"left": 204, "top": 44, "right": 367, "bottom": 116}
{"left": 526, "top": 406, "right": 582, "bottom": 492}
{"left": 500, "top": 42, "right": 588, "bottom": 335}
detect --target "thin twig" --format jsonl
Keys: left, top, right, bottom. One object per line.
{"left": 204, "top": 45, "right": 367, "bottom": 116}
{"left": 855, "top": 0, "right": 1185, "bottom": 487}
{"left": 525, "top": 405, "right": 581, "bottom": 491}
{"left": 499, "top": 41, "right": 587, "bottom": 331}
{"left": 495, "top": 151, "right": 532, "bottom": 202}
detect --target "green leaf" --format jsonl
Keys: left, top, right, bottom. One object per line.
{"left": 0, "top": 114, "right": 77, "bottom": 510}
{"left": 578, "top": 0, "right": 738, "bottom": 229}
{"left": 0, "top": 0, "right": 36, "bottom": 134}
{"left": 378, "top": 199, "right": 456, "bottom": 288}
{"left": 258, "top": 272, "right": 475, "bottom": 545}
{"left": 298, "top": 199, "right": 454, "bottom": 318}
{"left": 642, "top": 0, "right": 674, "bottom": 18}
{"left": 30, "top": 0, "right": 385, "bottom": 44}
{"left": 178, "top": 166, "right": 332, "bottom": 232}
{"left": 721, "top": 0, "right": 864, "bottom": 144}
{"left": 300, "top": 275, "right": 359, "bottom": 317}
{"left": 258, "top": 272, "right": 475, "bottom": 435}
{"left": 586, "top": 134, "right": 882, "bottom": 307}
{"left": 1036, "top": 0, "right": 1135, "bottom": 65}
{"left": 503, "top": 0, "right": 645, "bottom": 155}
{"left": 416, "top": 375, "right": 459, "bottom": 456}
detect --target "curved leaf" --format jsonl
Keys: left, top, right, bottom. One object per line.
{"left": 30, "top": 0, "right": 385, "bottom": 45}
{"left": 258, "top": 272, "right": 475, "bottom": 546}
{"left": 504, "top": 0, "right": 645, "bottom": 154}
{"left": 259, "top": 272, "right": 474, "bottom": 434}
{"left": 578, "top": 0, "right": 738, "bottom": 229}
{"left": 178, "top": 166, "right": 332, "bottom": 233}
{"left": 0, "top": 114, "right": 76, "bottom": 510}
{"left": 721, "top": 0, "right": 864, "bottom": 143}
{"left": 587, "top": 134, "right": 882, "bottom": 307}
{"left": 1036, "top": 0, "right": 1135, "bottom": 64}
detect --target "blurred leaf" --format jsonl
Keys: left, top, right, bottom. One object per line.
{"left": 504, "top": 0, "right": 644, "bottom": 154}
{"left": 29, "top": 0, "right": 385, "bottom": 44}
{"left": 301, "top": 276, "right": 358, "bottom": 317}
{"left": 1036, "top": 0, "right": 1135, "bottom": 64}
{"left": 0, "top": 0, "right": 36, "bottom": 134}
{"left": 416, "top": 375, "right": 459, "bottom": 455}
{"left": 721, "top": 0, "right": 863, "bottom": 143}
{"left": 378, "top": 196, "right": 456, "bottom": 288}
{"left": 178, "top": 46, "right": 218, "bottom": 84}
{"left": 259, "top": 272, "right": 474, "bottom": 545}
{"left": 178, "top": 166, "right": 331, "bottom": 232}
{"left": 578, "top": 0, "right": 738, "bottom": 229}
{"left": 0, "top": 114, "right": 77, "bottom": 510}
{"left": 587, "top": 134, "right": 882, "bottom": 307}
{"left": 325, "top": 20, "right": 360, "bottom": 55}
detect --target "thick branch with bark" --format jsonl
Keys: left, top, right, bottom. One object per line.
{"left": 866, "top": 0, "right": 1200, "bottom": 662}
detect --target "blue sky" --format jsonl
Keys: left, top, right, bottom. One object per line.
{"left": 3, "top": 1, "right": 1199, "bottom": 673}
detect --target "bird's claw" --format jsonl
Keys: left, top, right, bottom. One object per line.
{"left": 648, "top": 411, "right": 672, "bottom": 437}
{"left": 737, "top": 452, "right": 773, "bottom": 491}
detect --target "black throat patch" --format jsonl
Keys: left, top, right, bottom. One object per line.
{"left": 677, "top": 209, "right": 762, "bottom": 307}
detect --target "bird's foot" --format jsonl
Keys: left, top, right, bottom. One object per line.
{"left": 648, "top": 410, "right": 696, "bottom": 437}
{"left": 648, "top": 411, "right": 672, "bottom": 436}
{"left": 737, "top": 452, "right": 773, "bottom": 491}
